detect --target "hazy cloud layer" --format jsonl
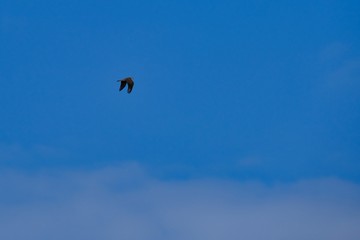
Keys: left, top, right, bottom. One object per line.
{"left": 317, "top": 43, "right": 360, "bottom": 95}
{"left": 1, "top": 163, "right": 360, "bottom": 240}
{"left": 0, "top": 143, "right": 67, "bottom": 164}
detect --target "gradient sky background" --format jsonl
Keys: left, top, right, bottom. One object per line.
{"left": 1, "top": 0, "right": 360, "bottom": 239}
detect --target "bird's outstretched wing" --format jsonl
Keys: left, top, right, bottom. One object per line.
{"left": 127, "top": 80, "right": 134, "bottom": 93}
{"left": 119, "top": 81, "right": 127, "bottom": 91}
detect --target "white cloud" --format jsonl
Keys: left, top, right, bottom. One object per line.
{"left": 1, "top": 163, "right": 360, "bottom": 240}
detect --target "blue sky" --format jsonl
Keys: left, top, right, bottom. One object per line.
{"left": 1, "top": 0, "right": 360, "bottom": 238}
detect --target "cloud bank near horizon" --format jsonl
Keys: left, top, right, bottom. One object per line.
{"left": 1, "top": 163, "right": 360, "bottom": 240}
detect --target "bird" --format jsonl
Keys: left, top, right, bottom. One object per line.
{"left": 117, "top": 77, "right": 134, "bottom": 93}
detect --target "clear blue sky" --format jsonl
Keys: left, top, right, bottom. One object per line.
{"left": 1, "top": 0, "right": 359, "bottom": 181}
{"left": 1, "top": 1, "right": 360, "bottom": 238}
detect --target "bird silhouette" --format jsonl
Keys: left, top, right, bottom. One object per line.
{"left": 117, "top": 77, "right": 134, "bottom": 93}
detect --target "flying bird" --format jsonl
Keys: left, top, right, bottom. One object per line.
{"left": 117, "top": 77, "right": 134, "bottom": 93}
